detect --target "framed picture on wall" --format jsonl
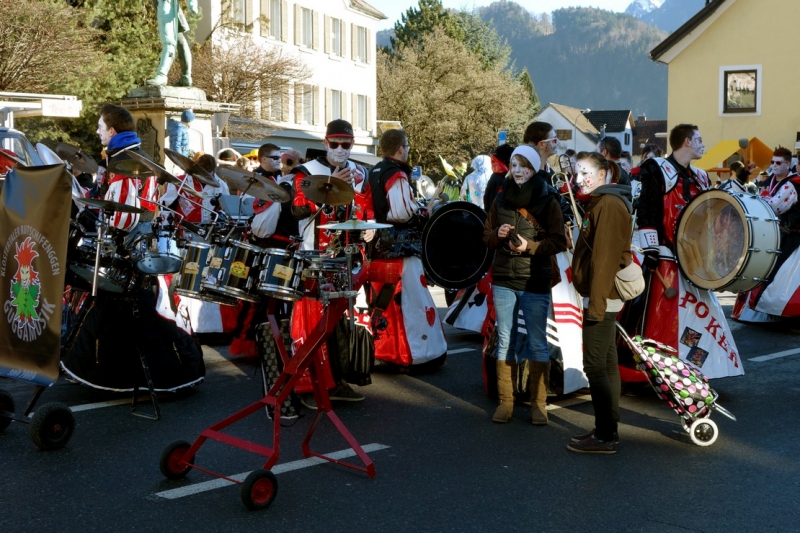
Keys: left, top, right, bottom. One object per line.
{"left": 723, "top": 69, "right": 758, "bottom": 113}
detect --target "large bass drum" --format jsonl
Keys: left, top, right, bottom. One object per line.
{"left": 676, "top": 189, "right": 780, "bottom": 292}
{"left": 421, "top": 201, "right": 493, "bottom": 289}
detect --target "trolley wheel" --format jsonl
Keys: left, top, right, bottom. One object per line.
{"left": 0, "top": 389, "right": 14, "bottom": 432}
{"left": 159, "top": 440, "right": 195, "bottom": 480}
{"left": 689, "top": 418, "right": 719, "bottom": 447}
{"left": 241, "top": 469, "right": 278, "bottom": 511}
{"left": 29, "top": 402, "right": 75, "bottom": 450}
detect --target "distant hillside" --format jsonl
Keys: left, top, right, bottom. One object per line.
{"left": 479, "top": 4, "right": 669, "bottom": 117}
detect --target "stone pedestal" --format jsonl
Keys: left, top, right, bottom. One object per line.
{"left": 121, "top": 86, "right": 239, "bottom": 172}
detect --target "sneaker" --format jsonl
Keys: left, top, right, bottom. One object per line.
{"left": 329, "top": 381, "right": 365, "bottom": 402}
{"left": 299, "top": 394, "right": 317, "bottom": 410}
{"left": 567, "top": 435, "right": 617, "bottom": 455}
{"left": 570, "top": 429, "right": 619, "bottom": 445}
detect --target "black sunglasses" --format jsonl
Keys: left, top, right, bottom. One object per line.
{"left": 771, "top": 160, "right": 786, "bottom": 164}
{"left": 328, "top": 141, "right": 352, "bottom": 150}
{"left": 265, "top": 155, "right": 281, "bottom": 161}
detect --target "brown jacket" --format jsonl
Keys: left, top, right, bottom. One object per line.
{"left": 572, "top": 185, "right": 633, "bottom": 321}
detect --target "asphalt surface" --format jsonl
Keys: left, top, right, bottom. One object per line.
{"left": 1, "top": 289, "right": 799, "bottom": 532}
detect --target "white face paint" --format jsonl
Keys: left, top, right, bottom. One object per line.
{"left": 325, "top": 137, "right": 353, "bottom": 166}
{"left": 537, "top": 129, "right": 558, "bottom": 159}
{"left": 575, "top": 160, "right": 607, "bottom": 194}
{"left": 688, "top": 131, "right": 705, "bottom": 158}
{"left": 771, "top": 157, "right": 789, "bottom": 178}
{"left": 510, "top": 157, "right": 533, "bottom": 185}
{"left": 259, "top": 150, "right": 281, "bottom": 173}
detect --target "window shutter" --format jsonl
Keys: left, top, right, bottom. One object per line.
{"left": 324, "top": 15, "right": 330, "bottom": 53}
{"left": 342, "top": 92, "right": 348, "bottom": 125}
{"left": 294, "top": 4, "right": 301, "bottom": 46}
{"left": 294, "top": 84, "right": 302, "bottom": 124}
{"left": 280, "top": 1, "right": 288, "bottom": 42}
{"left": 313, "top": 86, "right": 320, "bottom": 125}
{"left": 351, "top": 23, "right": 356, "bottom": 60}
{"left": 366, "top": 30, "right": 371, "bottom": 64}
{"left": 325, "top": 88, "right": 332, "bottom": 125}
{"left": 351, "top": 93, "right": 358, "bottom": 128}
{"left": 260, "top": 0, "right": 269, "bottom": 37}
{"left": 312, "top": 11, "right": 319, "bottom": 50}
{"left": 366, "top": 96, "right": 372, "bottom": 134}
{"left": 341, "top": 20, "right": 347, "bottom": 58}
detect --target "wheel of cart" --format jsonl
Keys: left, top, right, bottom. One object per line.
{"left": 0, "top": 386, "right": 76, "bottom": 450}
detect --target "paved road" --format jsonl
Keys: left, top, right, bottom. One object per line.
{"left": 1, "top": 289, "right": 799, "bottom": 532}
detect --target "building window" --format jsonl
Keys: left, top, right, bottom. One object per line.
{"left": 331, "top": 90, "right": 343, "bottom": 120}
{"left": 267, "top": 0, "right": 282, "bottom": 39}
{"left": 331, "top": 18, "right": 343, "bottom": 57}
{"left": 230, "top": 0, "right": 246, "bottom": 28}
{"left": 624, "top": 132, "right": 630, "bottom": 145}
{"left": 356, "top": 25, "right": 368, "bottom": 63}
{"left": 556, "top": 130, "right": 572, "bottom": 141}
{"left": 720, "top": 65, "right": 761, "bottom": 116}
{"left": 357, "top": 95, "right": 368, "bottom": 131}
{"left": 301, "top": 8, "right": 313, "bottom": 48}
{"left": 262, "top": 90, "right": 283, "bottom": 121}
{"left": 302, "top": 86, "right": 316, "bottom": 125}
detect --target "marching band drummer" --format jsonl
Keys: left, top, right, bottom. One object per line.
{"left": 96, "top": 104, "right": 158, "bottom": 231}
{"left": 367, "top": 128, "right": 447, "bottom": 370}
{"left": 636, "top": 124, "right": 743, "bottom": 379}
{"left": 290, "top": 119, "right": 374, "bottom": 409}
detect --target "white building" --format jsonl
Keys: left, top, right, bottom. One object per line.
{"left": 536, "top": 103, "right": 601, "bottom": 154}
{"left": 196, "top": 0, "right": 386, "bottom": 155}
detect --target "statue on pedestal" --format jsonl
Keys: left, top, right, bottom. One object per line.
{"left": 147, "top": 0, "right": 199, "bottom": 87}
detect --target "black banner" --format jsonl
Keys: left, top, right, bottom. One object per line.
{"left": 0, "top": 164, "right": 72, "bottom": 385}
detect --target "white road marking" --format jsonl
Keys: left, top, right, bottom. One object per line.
{"left": 448, "top": 348, "right": 476, "bottom": 354}
{"left": 155, "top": 443, "right": 391, "bottom": 500}
{"left": 749, "top": 348, "right": 800, "bottom": 362}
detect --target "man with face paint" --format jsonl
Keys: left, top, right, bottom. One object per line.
{"left": 569, "top": 152, "right": 633, "bottom": 454}
{"left": 292, "top": 119, "right": 373, "bottom": 250}
{"left": 734, "top": 147, "right": 800, "bottom": 321}
{"left": 635, "top": 124, "right": 743, "bottom": 378}
{"left": 291, "top": 119, "right": 374, "bottom": 408}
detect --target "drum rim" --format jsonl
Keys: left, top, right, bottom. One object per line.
{"left": 421, "top": 200, "right": 492, "bottom": 289}
{"left": 675, "top": 189, "right": 778, "bottom": 291}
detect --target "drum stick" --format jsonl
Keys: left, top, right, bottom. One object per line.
{"left": 654, "top": 269, "right": 677, "bottom": 299}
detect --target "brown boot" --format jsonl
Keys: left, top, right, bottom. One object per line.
{"left": 492, "top": 359, "right": 514, "bottom": 423}
{"left": 529, "top": 361, "right": 550, "bottom": 425}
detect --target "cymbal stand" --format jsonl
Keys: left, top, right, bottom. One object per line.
{"left": 90, "top": 209, "right": 113, "bottom": 297}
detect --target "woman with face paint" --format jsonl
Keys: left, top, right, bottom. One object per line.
{"left": 568, "top": 152, "right": 633, "bottom": 454}
{"left": 483, "top": 146, "right": 568, "bottom": 425}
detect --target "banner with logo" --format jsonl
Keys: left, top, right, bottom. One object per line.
{"left": 0, "top": 164, "right": 72, "bottom": 385}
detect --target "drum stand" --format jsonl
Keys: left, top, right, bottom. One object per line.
{"left": 159, "top": 250, "right": 374, "bottom": 510}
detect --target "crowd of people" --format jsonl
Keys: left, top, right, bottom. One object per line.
{"left": 50, "top": 103, "right": 800, "bottom": 456}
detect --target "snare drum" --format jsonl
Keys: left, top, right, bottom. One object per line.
{"left": 301, "top": 256, "right": 348, "bottom": 300}
{"left": 131, "top": 229, "right": 183, "bottom": 275}
{"left": 676, "top": 189, "right": 780, "bottom": 292}
{"left": 68, "top": 264, "right": 134, "bottom": 294}
{"left": 256, "top": 248, "right": 305, "bottom": 301}
{"left": 202, "top": 240, "right": 262, "bottom": 302}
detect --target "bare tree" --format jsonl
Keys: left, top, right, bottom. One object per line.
{"left": 0, "top": 0, "right": 102, "bottom": 93}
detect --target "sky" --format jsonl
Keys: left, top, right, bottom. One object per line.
{"left": 366, "top": 0, "right": 635, "bottom": 30}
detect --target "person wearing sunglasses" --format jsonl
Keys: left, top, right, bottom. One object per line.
{"left": 291, "top": 119, "right": 375, "bottom": 409}
{"left": 292, "top": 119, "right": 373, "bottom": 251}
{"left": 249, "top": 143, "right": 298, "bottom": 250}
{"left": 735, "top": 146, "right": 800, "bottom": 323}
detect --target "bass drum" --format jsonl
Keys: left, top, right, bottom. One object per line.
{"left": 421, "top": 201, "right": 492, "bottom": 289}
{"left": 676, "top": 189, "right": 780, "bottom": 292}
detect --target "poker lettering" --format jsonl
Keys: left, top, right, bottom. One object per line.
{"left": 679, "top": 291, "right": 740, "bottom": 368}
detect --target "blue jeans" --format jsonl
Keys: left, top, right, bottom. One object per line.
{"left": 493, "top": 285, "right": 550, "bottom": 363}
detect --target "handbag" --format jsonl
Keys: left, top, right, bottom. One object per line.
{"left": 614, "top": 260, "right": 645, "bottom": 300}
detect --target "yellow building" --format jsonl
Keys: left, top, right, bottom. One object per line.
{"left": 651, "top": 0, "right": 800, "bottom": 160}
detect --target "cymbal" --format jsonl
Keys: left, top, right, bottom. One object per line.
{"left": 164, "top": 148, "right": 216, "bottom": 187}
{"left": 297, "top": 174, "right": 354, "bottom": 206}
{"left": 108, "top": 158, "right": 155, "bottom": 178}
{"left": 124, "top": 150, "right": 203, "bottom": 199}
{"left": 215, "top": 166, "right": 290, "bottom": 203}
{"left": 77, "top": 197, "right": 146, "bottom": 214}
{"left": 318, "top": 220, "right": 392, "bottom": 230}
{"left": 55, "top": 142, "right": 99, "bottom": 174}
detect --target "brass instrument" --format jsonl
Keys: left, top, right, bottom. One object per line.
{"left": 551, "top": 159, "right": 583, "bottom": 246}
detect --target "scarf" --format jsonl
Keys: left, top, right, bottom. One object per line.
{"left": 501, "top": 174, "right": 548, "bottom": 210}
{"left": 107, "top": 131, "right": 141, "bottom": 152}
